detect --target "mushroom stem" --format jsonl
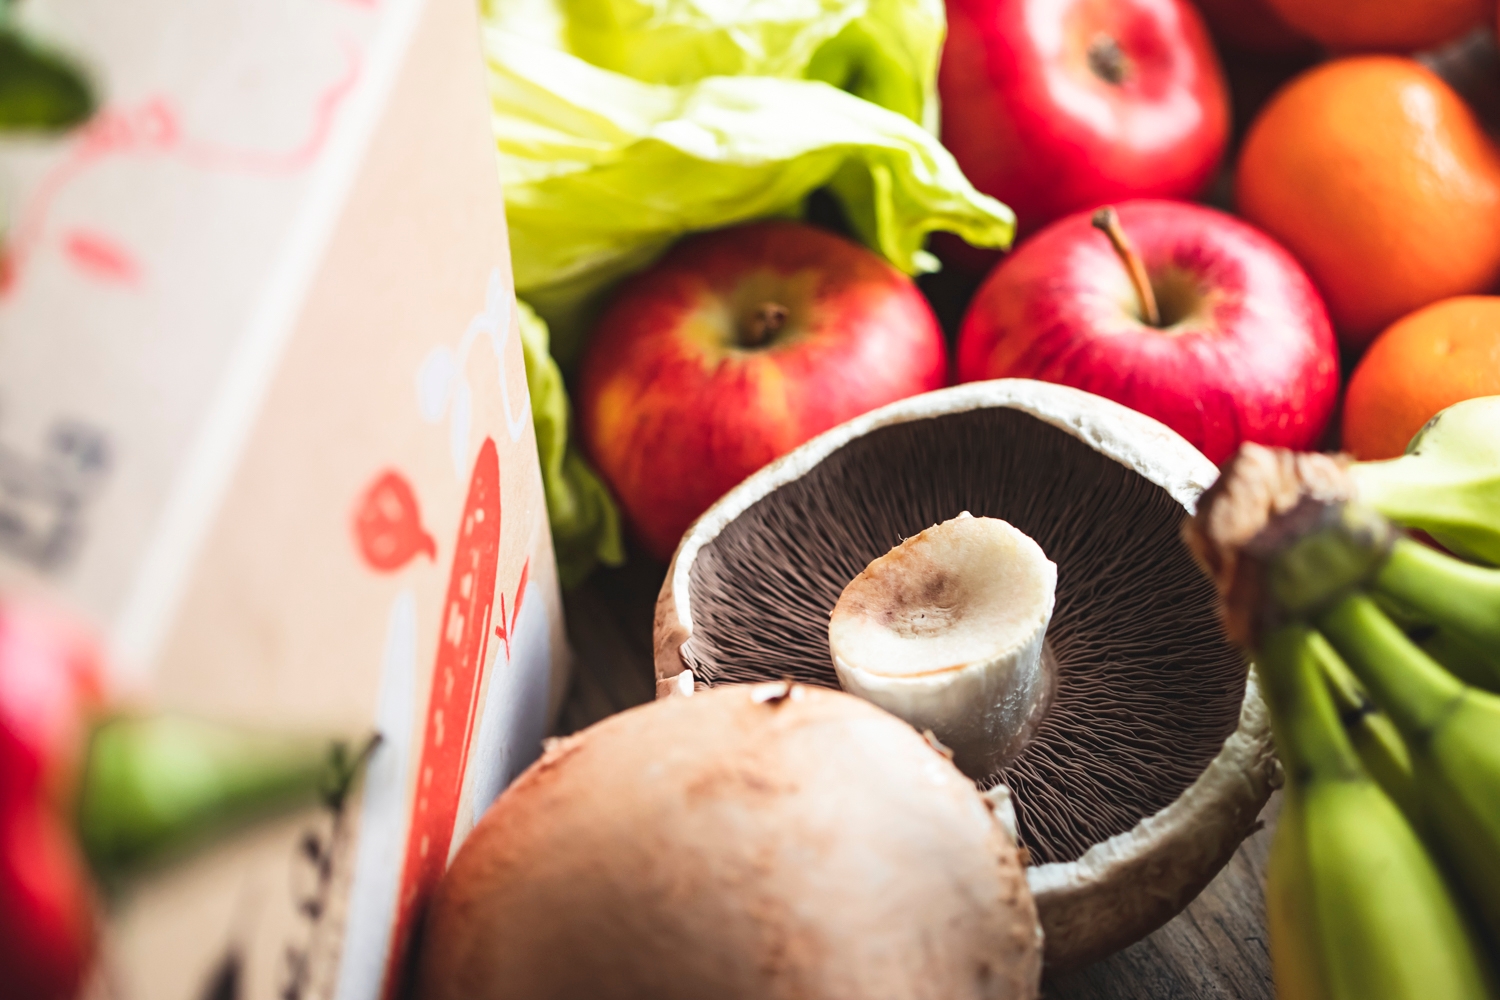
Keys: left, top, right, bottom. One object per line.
{"left": 738, "top": 301, "right": 790, "bottom": 348}
{"left": 1091, "top": 207, "right": 1161, "bottom": 328}
{"left": 828, "top": 513, "right": 1057, "bottom": 778}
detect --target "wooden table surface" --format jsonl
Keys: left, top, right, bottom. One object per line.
{"left": 556, "top": 558, "right": 1280, "bottom": 1000}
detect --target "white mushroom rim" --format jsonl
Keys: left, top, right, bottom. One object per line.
{"left": 1025, "top": 666, "right": 1272, "bottom": 895}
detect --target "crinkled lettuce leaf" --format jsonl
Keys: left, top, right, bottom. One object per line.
{"left": 552, "top": 0, "right": 943, "bottom": 128}
{"left": 484, "top": 0, "right": 1014, "bottom": 580}
{"left": 496, "top": 66, "right": 1015, "bottom": 364}
{"left": 518, "top": 300, "right": 625, "bottom": 587}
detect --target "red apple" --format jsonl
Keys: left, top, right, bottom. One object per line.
{"left": 937, "top": 0, "right": 1230, "bottom": 258}
{"left": 579, "top": 221, "right": 948, "bottom": 561}
{"left": 955, "top": 199, "right": 1339, "bottom": 464}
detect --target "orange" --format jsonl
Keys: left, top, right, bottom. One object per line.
{"left": 1343, "top": 296, "right": 1500, "bottom": 460}
{"left": 1262, "top": 0, "right": 1491, "bottom": 51}
{"left": 1236, "top": 57, "right": 1500, "bottom": 352}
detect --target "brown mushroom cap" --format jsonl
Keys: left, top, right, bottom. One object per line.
{"left": 654, "top": 381, "right": 1276, "bottom": 967}
{"left": 413, "top": 683, "right": 1042, "bottom": 1000}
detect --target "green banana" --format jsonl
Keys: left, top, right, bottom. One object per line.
{"left": 1418, "top": 626, "right": 1500, "bottom": 694}
{"left": 1317, "top": 593, "right": 1500, "bottom": 946}
{"left": 1310, "top": 631, "right": 1416, "bottom": 823}
{"left": 1364, "top": 539, "right": 1500, "bottom": 691}
{"left": 1370, "top": 535, "right": 1500, "bottom": 655}
{"left": 1258, "top": 625, "right": 1493, "bottom": 1000}
{"left": 1254, "top": 500, "right": 1500, "bottom": 690}
{"left": 1351, "top": 396, "right": 1500, "bottom": 567}
{"left": 1373, "top": 589, "right": 1500, "bottom": 693}
{"left": 1187, "top": 446, "right": 1500, "bottom": 997}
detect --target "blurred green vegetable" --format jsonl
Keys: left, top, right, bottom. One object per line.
{"left": 484, "top": 0, "right": 1012, "bottom": 580}
{"left": 77, "top": 715, "right": 365, "bottom": 882}
{"left": 484, "top": 0, "right": 1012, "bottom": 359}
{"left": 0, "top": 10, "right": 94, "bottom": 132}
{"left": 557, "top": 0, "right": 943, "bottom": 128}
{"left": 519, "top": 300, "right": 624, "bottom": 585}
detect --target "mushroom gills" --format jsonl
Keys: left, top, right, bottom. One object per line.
{"left": 661, "top": 390, "right": 1274, "bottom": 967}
{"left": 830, "top": 513, "right": 1058, "bottom": 778}
{"left": 671, "top": 402, "right": 1257, "bottom": 872}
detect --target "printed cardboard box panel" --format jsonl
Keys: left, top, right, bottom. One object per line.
{"left": 0, "top": 0, "right": 566, "bottom": 997}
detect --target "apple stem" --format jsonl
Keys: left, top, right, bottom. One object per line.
{"left": 740, "top": 301, "right": 790, "bottom": 348}
{"left": 1087, "top": 35, "right": 1130, "bottom": 86}
{"left": 1091, "top": 207, "right": 1161, "bottom": 327}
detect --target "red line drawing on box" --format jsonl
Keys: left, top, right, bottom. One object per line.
{"left": 0, "top": 41, "right": 362, "bottom": 298}
{"left": 61, "top": 230, "right": 141, "bottom": 285}
{"left": 493, "top": 555, "right": 530, "bottom": 660}
{"left": 0, "top": 99, "right": 175, "bottom": 295}
{"left": 176, "top": 42, "right": 361, "bottom": 175}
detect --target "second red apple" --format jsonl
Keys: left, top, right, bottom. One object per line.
{"left": 579, "top": 222, "right": 948, "bottom": 561}
{"left": 956, "top": 200, "right": 1339, "bottom": 464}
{"left": 938, "top": 0, "right": 1230, "bottom": 252}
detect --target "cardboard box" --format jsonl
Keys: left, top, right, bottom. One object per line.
{"left": 0, "top": 0, "right": 567, "bottom": 996}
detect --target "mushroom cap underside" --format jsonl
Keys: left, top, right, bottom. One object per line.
{"left": 653, "top": 381, "right": 1277, "bottom": 967}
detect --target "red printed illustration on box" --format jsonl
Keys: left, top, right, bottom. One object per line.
{"left": 381, "top": 437, "right": 501, "bottom": 996}
{"left": 0, "top": 42, "right": 362, "bottom": 297}
{"left": 353, "top": 471, "right": 438, "bottom": 572}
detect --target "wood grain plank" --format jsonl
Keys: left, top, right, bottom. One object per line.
{"left": 1045, "top": 797, "right": 1277, "bottom": 1000}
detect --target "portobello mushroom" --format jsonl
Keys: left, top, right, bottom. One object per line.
{"left": 413, "top": 683, "right": 1042, "bottom": 1000}
{"left": 653, "top": 379, "right": 1276, "bottom": 966}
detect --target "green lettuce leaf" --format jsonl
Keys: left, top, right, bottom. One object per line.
{"left": 518, "top": 300, "right": 625, "bottom": 587}
{"left": 483, "top": 0, "right": 1013, "bottom": 363}
{"left": 551, "top": 0, "right": 943, "bottom": 128}
{"left": 485, "top": 0, "right": 1013, "bottom": 580}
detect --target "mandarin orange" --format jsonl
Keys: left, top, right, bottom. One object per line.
{"left": 1236, "top": 57, "right": 1500, "bottom": 351}
{"left": 1343, "top": 296, "right": 1500, "bottom": 460}
{"left": 1262, "top": 0, "right": 1491, "bottom": 51}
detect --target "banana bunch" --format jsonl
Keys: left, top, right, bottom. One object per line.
{"left": 1354, "top": 396, "right": 1500, "bottom": 692}
{"left": 1184, "top": 396, "right": 1500, "bottom": 1000}
{"left": 1258, "top": 626, "right": 1489, "bottom": 1000}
